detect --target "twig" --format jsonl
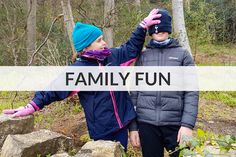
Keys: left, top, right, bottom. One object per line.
{"left": 168, "top": 146, "right": 189, "bottom": 155}
{"left": 28, "top": 13, "right": 64, "bottom": 66}
{"left": 11, "top": 92, "right": 18, "bottom": 109}
{"left": 10, "top": 13, "right": 64, "bottom": 107}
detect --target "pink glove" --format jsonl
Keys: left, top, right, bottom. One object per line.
{"left": 140, "top": 8, "right": 162, "bottom": 29}
{"left": 3, "top": 104, "right": 36, "bottom": 118}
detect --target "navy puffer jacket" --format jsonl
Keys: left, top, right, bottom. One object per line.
{"left": 31, "top": 26, "right": 146, "bottom": 139}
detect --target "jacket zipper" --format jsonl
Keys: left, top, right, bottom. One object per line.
{"left": 109, "top": 91, "right": 123, "bottom": 128}
{"left": 98, "top": 62, "right": 123, "bottom": 128}
{"left": 159, "top": 49, "right": 164, "bottom": 123}
{"left": 157, "top": 49, "right": 164, "bottom": 123}
{"left": 156, "top": 49, "right": 160, "bottom": 124}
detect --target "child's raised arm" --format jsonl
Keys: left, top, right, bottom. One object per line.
{"left": 111, "top": 9, "right": 161, "bottom": 65}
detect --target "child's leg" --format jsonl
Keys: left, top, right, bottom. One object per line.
{"left": 160, "top": 125, "right": 180, "bottom": 157}
{"left": 139, "top": 122, "right": 164, "bottom": 157}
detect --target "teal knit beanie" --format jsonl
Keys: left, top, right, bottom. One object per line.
{"left": 72, "top": 22, "right": 103, "bottom": 53}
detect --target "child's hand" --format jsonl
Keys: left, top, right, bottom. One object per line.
{"left": 129, "top": 131, "right": 140, "bottom": 148}
{"left": 140, "top": 8, "right": 162, "bottom": 29}
{"left": 2, "top": 104, "right": 35, "bottom": 118}
{"left": 177, "top": 126, "right": 193, "bottom": 144}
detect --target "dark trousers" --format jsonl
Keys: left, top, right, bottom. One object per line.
{"left": 139, "top": 122, "right": 180, "bottom": 157}
{"left": 100, "top": 127, "right": 128, "bottom": 151}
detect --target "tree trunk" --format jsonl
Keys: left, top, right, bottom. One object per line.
{"left": 61, "top": 0, "right": 76, "bottom": 54}
{"left": 103, "top": 0, "right": 115, "bottom": 48}
{"left": 172, "top": 0, "right": 192, "bottom": 55}
{"left": 26, "top": 0, "right": 37, "bottom": 64}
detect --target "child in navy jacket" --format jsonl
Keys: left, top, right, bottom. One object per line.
{"left": 3, "top": 9, "right": 161, "bottom": 150}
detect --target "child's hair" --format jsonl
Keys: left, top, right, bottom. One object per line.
{"left": 72, "top": 53, "right": 79, "bottom": 63}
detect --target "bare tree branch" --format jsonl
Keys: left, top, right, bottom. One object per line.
{"left": 10, "top": 14, "right": 64, "bottom": 107}
{"left": 28, "top": 14, "right": 63, "bottom": 66}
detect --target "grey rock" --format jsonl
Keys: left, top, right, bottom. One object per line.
{"left": 74, "top": 153, "right": 92, "bottom": 157}
{"left": 76, "top": 140, "right": 122, "bottom": 157}
{"left": 51, "top": 152, "right": 70, "bottom": 157}
{"left": 0, "top": 114, "right": 34, "bottom": 148}
{"left": 1, "top": 129, "right": 73, "bottom": 157}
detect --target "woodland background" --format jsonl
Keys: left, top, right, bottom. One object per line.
{"left": 0, "top": 0, "right": 236, "bottom": 156}
{"left": 0, "top": 0, "right": 236, "bottom": 66}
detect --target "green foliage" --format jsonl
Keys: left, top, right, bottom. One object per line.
{"left": 114, "top": 1, "right": 144, "bottom": 47}
{"left": 126, "top": 143, "right": 142, "bottom": 157}
{"left": 72, "top": 104, "right": 83, "bottom": 114}
{"left": 185, "top": 0, "right": 218, "bottom": 56}
{"left": 217, "top": 135, "right": 236, "bottom": 152}
{"left": 185, "top": 0, "right": 236, "bottom": 46}
{"left": 197, "top": 43, "right": 236, "bottom": 56}
{"left": 207, "top": 0, "right": 236, "bottom": 43}
{"left": 0, "top": 91, "right": 32, "bottom": 111}
{"left": 68, "top": 149, "right": 78, "bottom": 156}
{"left": 0, "top": 0, "right": 72, "bottom": 66}
{"left": 173, "top": 129, "right": 236, "bottom": 156}
{"left": 0, "top": 91, "right": 11, "bottom": 98}
{"left": 34, "top": 112, "right": 44, "bottom": 125}
{"left": 35, "top": 1, "right": 72, "bottom": 66}
{"left": 34, "top": 101, "right": 82, "bottom": 128}
{"left": 201, "top": 92, "right": 236, "bottom": 107}
{"left": 0, "top": 0, "right": 27, "bottom": 65}
{"left": 185, "top": 0, "right": 218, "bottom": 45}
{"left": 79, "top": 134, "right": 91, "bottom": 143}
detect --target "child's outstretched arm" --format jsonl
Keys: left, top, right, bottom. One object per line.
{"left": 31, "top": 91, "right": 72, "bottom": 110}
{"left": 2, "top": 91, "right": 73, "bottom": 117}
{"left": 111, "top": 9, "right": 161, "bottom": 65}
{"left": 3, "top": 103, "right": 38, "bottom": 118}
